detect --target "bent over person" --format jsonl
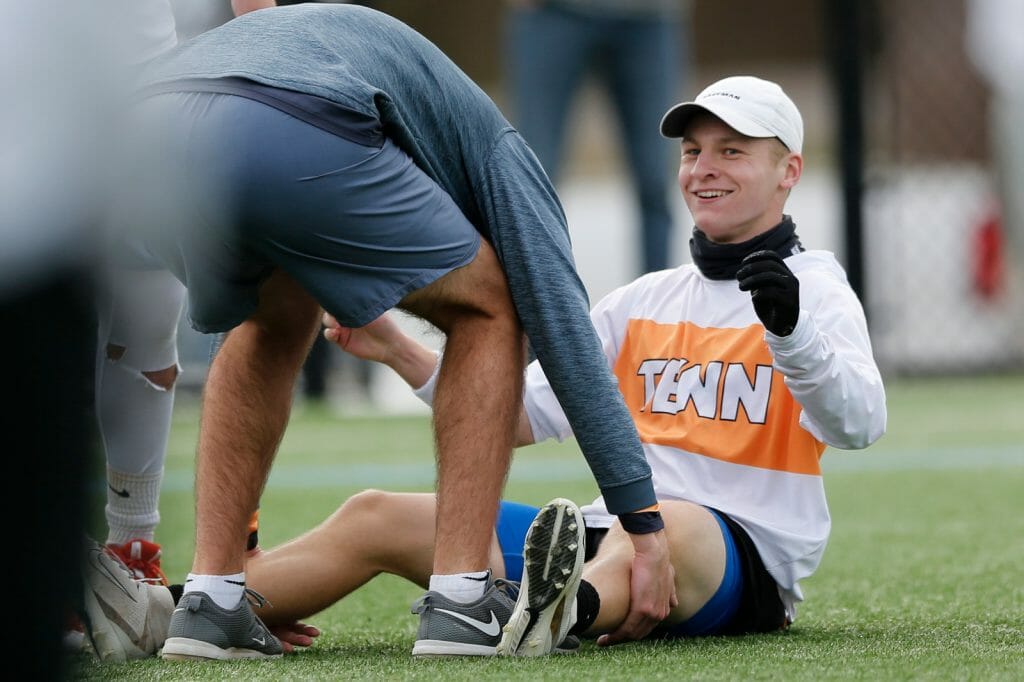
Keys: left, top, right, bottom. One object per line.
{"left": 112, "top": 3, "right": 674, "bottom": 660}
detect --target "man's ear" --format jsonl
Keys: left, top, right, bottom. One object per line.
{"left": 780, "top": 152, "right": 803, "bottom": 190}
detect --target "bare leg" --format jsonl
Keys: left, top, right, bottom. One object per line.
{"left": 582, "top": 501, "right": 727, "bottom": 634}
{"left": 245, "top": 491, "right": 507, "bottom": 627}
{"left": 400, "top": 241, "right": 525, "bottom": 575}
{"left": 191, "top": 269, "right": 321, "bottom": 575}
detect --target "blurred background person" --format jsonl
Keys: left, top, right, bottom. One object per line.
{"left": 503, "top": 0, "right": 691, "bottom": 274}
{"left": 966, "top": 0, "right": 1024, "bottom": 337}
{"left": 93, "top": 0, "right": 187, "bottom": 587}
{"left": 1, "top": 3, "right": 135, "bottom": 677}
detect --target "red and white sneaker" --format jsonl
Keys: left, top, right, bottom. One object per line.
{"left": 105, "top": 539, "right": 168, "bottom": 586}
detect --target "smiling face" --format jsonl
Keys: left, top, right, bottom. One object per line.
{"left": 678, "top": 112, "right": 802, "bottom": 244}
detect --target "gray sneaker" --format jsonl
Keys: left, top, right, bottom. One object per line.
{"left": 496, "top": 498, "right": 585, "bottom": 657}
{"left": 411, "top": 574, "right": 518, "bottom": 656}
{"left": 81, "top": 539, "right": 175, "bottom": 662}
{"left": 160, "top": 589, "right": 283, "bottom": 660}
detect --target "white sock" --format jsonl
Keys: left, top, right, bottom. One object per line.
{"left": 428, "top": 571, "right": 490, "bottom": 604}
{"left": 183, "top": 573, "right": 246, "bottom": 609}
{"left": 104, "top": 467, "right": 163, "bottom": 544}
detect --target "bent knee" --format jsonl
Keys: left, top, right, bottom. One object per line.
{"left": 331, "top": 490, "right": 425, "bottom": 532}
{"left": 325, "top": 491, "right": 436, "bottom": 563}
{"left": 141, "top": 365, "right": 179, "bottom": 390}
{"left": 399, "top": 241, "right": 517, "bottom": 332}
{"left": 105, "top": 343, "right": 179, "bottom": 391}
{"left": 458, "top": 241, "right": 516, "bottom": 314}
{"left": 340, "top": 489, "right": 395, "bottom": 518}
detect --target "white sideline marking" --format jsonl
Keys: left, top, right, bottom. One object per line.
{"left": 115, "top": 445, "right": 1023, "bottom": 494}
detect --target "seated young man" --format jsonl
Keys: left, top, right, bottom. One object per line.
{"left": 83, "top": 75, "right": 886, "bottom": 661}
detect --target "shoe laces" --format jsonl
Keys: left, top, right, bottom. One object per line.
{"left": 244, "top": 587, "right": 273, "bottom": 610}
{"left": 493, "top": 578, "right": 521, "bottom": 601}
{"left": 124, "top": 562, "right": 168, "bottom": 586}
{"left": 105, "top": 540, "right": 169, "bottom": 586}
{"left": 96, "top": 543, "right": 140, "bottom": 580}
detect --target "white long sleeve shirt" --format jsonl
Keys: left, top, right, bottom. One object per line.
{"left": 523, "top": 250, "right": 887, "bottom": 619}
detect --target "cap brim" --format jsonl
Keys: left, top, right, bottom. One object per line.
{"left": 659, "top": 102, "right": 703, "bottom": 138}
{"left": 659, "top": 101, "right": 777, "bottom": 141}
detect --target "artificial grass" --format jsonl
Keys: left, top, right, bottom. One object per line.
{"left": 76, "top": 374, "right": 1024, "bottom": 680}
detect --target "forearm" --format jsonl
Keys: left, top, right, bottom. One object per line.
{"left": 769, "top": 310, "right": 887, "bottom": 448}
{"left": 386, "top": 335, "right": 439, "bottom": 391}
{"left": 324, "top": 312, "right": 440, "bottom": 391}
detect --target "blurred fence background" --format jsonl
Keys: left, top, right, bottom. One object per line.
{"left": 169, "top": 0, "right": 1024, "bottom": 399}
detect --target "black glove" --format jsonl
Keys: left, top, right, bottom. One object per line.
{"left": 736, "top": 250, "right": 800, "bottom": 336}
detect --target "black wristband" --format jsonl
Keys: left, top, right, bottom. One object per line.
{"left": 618, "top": 510, "right": 665, "bottom": 534}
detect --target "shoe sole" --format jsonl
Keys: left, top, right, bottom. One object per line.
{"left": 411, "top": 639, "right": 497, "bottom": 657}
{"left": 161, "top": 637, "right": 282, "bottom": 661}
{"left": 496, "top": 498, "right": 584, "bottom": 657}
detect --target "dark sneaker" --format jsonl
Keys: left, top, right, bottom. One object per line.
{"left": 161, "top": 590, "right": 282, "bottom": 660}
{"left": 554, "top": 634, "right": 581, "bottom": 654}
{"left": 411, "top": 574, "right": 517, "bottom": 657}
{"left": 496, "top": 498, "right": 585, "bottom": 657}
{"left": 81, "top": 539, "right": 174, "bottom": 662}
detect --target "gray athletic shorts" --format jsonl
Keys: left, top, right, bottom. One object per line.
{"left": 124, "top": 91, "right": 481, "bottom": 333}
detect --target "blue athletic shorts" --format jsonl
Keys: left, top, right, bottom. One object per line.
{"left": 661, "top": 509, "right": 742, "bottom": 637}
{"left": 495, "top": 501, "right": 539, "bottom": 582}
{"left": 496, "top": 503, "right": 779, "bottom": 637}
{"left": 583, "top": 507, "right": 768, "bottom": 637}
{"left": 124, "top": 91, "right": 481, "bottom": 333}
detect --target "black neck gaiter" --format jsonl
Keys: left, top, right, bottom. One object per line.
{"left": 689, "top": 216, "right": 804, "bottom": 280}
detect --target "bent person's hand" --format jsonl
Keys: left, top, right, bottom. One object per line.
{"left": 597, "top": 529, "right": 677, "bottom": 646}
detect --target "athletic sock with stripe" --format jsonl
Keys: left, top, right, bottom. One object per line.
{"left": 569, "top": 579, "right": 600, "bottom": 636}
{"left": 182, "top": 573, "right": 246, "bottom": 609}
{"left": 428, "top": 570, "right": 490, "bottom": 603}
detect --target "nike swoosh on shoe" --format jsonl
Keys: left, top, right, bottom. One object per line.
{"left": 434, "top": 609, "right": 501, "bottom": 637}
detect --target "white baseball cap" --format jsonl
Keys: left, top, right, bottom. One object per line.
{"left": 660, "top": 76, "right": 804, "bottom": 153}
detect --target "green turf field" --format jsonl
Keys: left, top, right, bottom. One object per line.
{"left": 78, "top": 374, "right": 1024, "bottom": 680}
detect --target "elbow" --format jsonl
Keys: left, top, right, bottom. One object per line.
{"left": 831, "top": 402, "right": 887, "bottom": 450}
{"left": 834, "top": 372, "right": 887, "bottom": 449}
{"left": 865, "top": 412, "right": 887, "bottom": 448}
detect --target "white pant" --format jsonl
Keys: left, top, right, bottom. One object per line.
{"left": 95, "top": 267, "right": 185, "bottom": 475}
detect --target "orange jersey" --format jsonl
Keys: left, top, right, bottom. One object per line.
{"left": 524, "top": 251, "right": 886, "bottom": 618}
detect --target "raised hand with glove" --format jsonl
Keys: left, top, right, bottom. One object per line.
{"left": 736, "top": 250, "right": 800, "bottom": 336}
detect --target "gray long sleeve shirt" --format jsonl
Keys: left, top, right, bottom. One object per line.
{"left": 142, "top": 4, "right": 655, "bottom": 513}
